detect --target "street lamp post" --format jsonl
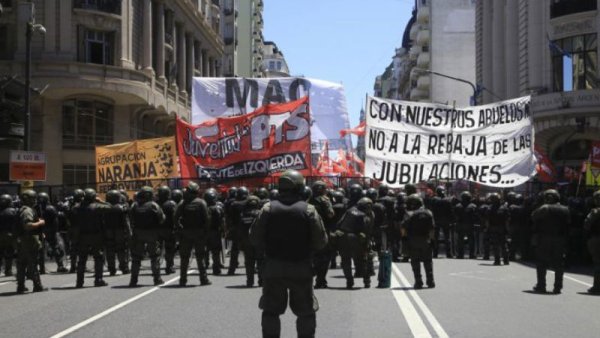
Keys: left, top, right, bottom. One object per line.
{"left": 22, "top": 2, "right": 45, "bottom": 151}
{"left": 416, "top": 69, "right": 480, "bottom": 106}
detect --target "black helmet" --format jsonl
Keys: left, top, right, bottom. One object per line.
{"left": 37, "top": 192, "right": 50, "bottom": 205}
{"left": 106, "top": 190, "right": 121, "bottom": 205}
{"left": 404, "top": 184, "right": 417, "bottom": 196}
{"left": 435, "top": 186, "right": 445, "bottom": 197}
{"left": 73, "top": 189, "right": 84, "bottom": 202}
{"left": 246, "top": 195, "right": 261, "bottom": 209}
{"left": 593, "top": 190, "right": 600, "bottom": 207}
{"left": 406, "top": 194, "right": 423, "bottom": 211}
{"left": 21, "top": 189, "right": 37, "bottom": 206}
{"left": 348, "top": 183, "right": 363, "bottom": 203}
{"left": 256, "top": 187, "right": 269, "bottom": 200}
{"left": 157, "top": 185, "right": 171, "bottom": 201}
{"left": 488, "top": 193, "right": 501, "bottom": 205}
{"left": 171, "top": 189, "right": 183, "bottom": 204}
{"left": 543, "top": 189, "right": 560, "bottom": 204}
{"left": 331, "top": 190, "right": 344, "bottom": 204}
{"left": 228, "top": 187, "right": 238, "bottom": 199}
{"left": 302, "top": 186, "right": 313, "bottom": 201}
{"left": 0, "top": 194, "right": 12, "bottom": 208}
{"left": 506, "top": 191, "right": 517, "bottom": 204}
{"left": 184, "top": 182, "right": 200, "bottom": 201}
{"left": 514, "top": 194, "right": 524, "bottom": 205}
{"left": 357, "top": 197, "right": 373, "bottom": 214}
{"left": 311, "top": 181, "right": 327, "bottom": 196}
{"left": 236, "top": 186, "right": 249, "bottom": 200}
{"left": 366, "top": 188, "right": 378, "bottom": 202}
{"left": 269, "top": 189, "right": 279, "bottom": 201}
{"left": 203, "top": 188, "right": 218, "bottom": 205}
{"left": 83, "top": 188, "right": 97, "bottom": 202}
{"left": 278, "top": 170, "right": 305, "bottom": 195}
{"left": 396, "top": 192, "right": 406, "bottom": 205}
{"left": 378, "top": 184, "right": 389, "bottom": 198}
{"left": 137, "top": 186, "right": 154, "bottom": 202}
{"left": 460, "top": 191, "right": 472, "bottom": 204}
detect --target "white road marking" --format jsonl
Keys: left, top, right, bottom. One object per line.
{"left": 393, "top": 264, "right": 450, "bottom": 338}
{"left": 564, "top": 275, "right": 592, "bottom": 287}
{"left": 49, "top": 270, "right": 196, "bottom": 338}
{"left": 390, "top": 265, "right": 433, "bottom": 338}
{"left": 0, "top": 281, "right": 11, "bottom": 287}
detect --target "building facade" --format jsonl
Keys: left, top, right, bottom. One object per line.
{"left": 236, "top": 0, "right": 264, "bottom": 77}
{"left": 0, "top": 0, "right": 224, "bottom": 185}
{"left": 476, "top": 0, "right": 600, "bottom": 174}
{"left": 262, "top": 41, "right": 289, "bottom": 77}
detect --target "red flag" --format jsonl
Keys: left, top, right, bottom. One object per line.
{"left": 339, "top": 120, "right": 366, "bottom": 138}
{"left": 316, "top": 141, "right": 335, "bottom": 175}
{"left": 591, "top": 141, "right": 600, "bottom": 168}
{"left": 335, "top": 149, "right": 362, "bottom": 177}
{"left": 345, "top": 150, "right": 365, "bottom": 173}
{"left": 534, "top": 144, "right": 556, "bottom": 183}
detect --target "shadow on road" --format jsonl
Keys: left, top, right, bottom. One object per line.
{"left": 0, "top": 290, "right": 20, "bottom": 297}
{"left": 576, "top": 292, "right": 600, "bottom": 297}
{"left": 225, "top": 285, "right": 256, "bottom": 289}
{"left": 521, "top": 290, "right": 559, "bottom": 296}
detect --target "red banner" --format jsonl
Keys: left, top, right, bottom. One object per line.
{"left": 591, "top": 141, "right": 600, "bottom": 168}
{"left": 176, "top": 97, "right": 312, "bottom": 180}
{"left": 534, "top": 144, "right": 556, "bottom": 183}
{"left": 339, "top": 120, "right": 366, "bottom": 137}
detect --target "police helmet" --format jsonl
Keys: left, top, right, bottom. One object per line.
{"left": 311, "top": 181, "right": 327, "bottom": 196}
{"left": 256, "top": 187, "right": 269, "bottom": 200}
{"left": 366, "top": 188, "right": 378, "bottom": 202}
{"left": 269, "top": 189, "right": 279, "bottom": 201}
{"left": 37, "top": 192, "right": 50, "bottom": 205}
{"left": 278, "top": 170, "right": 305, "bottom": 195}
{"left": 73, "top": 189, "right": 85, "bottom": 202}
{"left": 378, "top": 184, "right": 389, "bottom": 198}
{"left": 83, "top": 188, "right": 97, "bottom": 202}
{"left": 506, "top": 191, "right": 517, "bottom": 204}
{"left": 236, "top": 186, "right": 249, "bottom": 200}
{"left": 106, "top": 190, "right": 121, "bottom": 205}
{"left": 302, "top": 186, "right": 313, "bottom": 201}
{"left": 157, "top": 185, "right": 171, "bottom": 201}
{"left": 203, "top": 188, "right": 218, "bottom": 205}
{"left": 514, "top": 194, "right": 524, "bottom": 205}
{"left": 228, "top": 187, "right": 238, "bottom": 199}
{"left": 331, "top": 190, "right": 344, "bottom": 204}
{"left": 396, "top": 192, "right": 406, "bottom": 205}
{"left": 171, "top": 189, "right": 183, "bottom": 204}
{"left": 184, "top": 182, "right": 200, "bottom": 201}
{"left": 348, "top": 183, "right": 363, "bottom": 202}
{"left": 0, "top": 194, "right": 12, "bottom": 208}
{"left": 543, "top": 189, "right": 560, "bottom": 204}
{"left": 246, "top": 195, "right": 261, "bottom": 209}
{"left": 138, "top": 186, "right": 154, "bottom": 201}
{"left": 406, "top": 194, "right": 424, "bottom": 211}
{"left": 404, "top": 184, "right": 417, "bottom": 196}
{"left": 460, "top": 191, "right": 472, "bottom": 204}
{"left": 435, "top": 186, "right": 446, "bottom": 197}
{"left": 488, "top": 193, "right": 501, "bottom": 205}
{"left": 357, "top": 197, "right": 373, "bottom": 214}
{"left": 21, "top": 189, "right": 37, "bottom": 206}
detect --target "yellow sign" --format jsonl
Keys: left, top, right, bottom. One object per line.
{"left": 586, "top": 161, "right": 600, "bottom": 186}
{"left": 95, "top": 137, "right": 178, "bottom": 195}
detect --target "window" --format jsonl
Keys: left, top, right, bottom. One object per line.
{"left": 62, "top": 99, "right": 114, "bottom": 149}
{"left": 81, "top": 29, "right": 115, "bottom": 65}
{"left": 552, "top": 34, "right": 598, "bottom": 92}
{"left": 269, "top": 60, "right": 275, "bottom": 70}
{"left": 63, "top": 164, "right": 96, "bottom": 186}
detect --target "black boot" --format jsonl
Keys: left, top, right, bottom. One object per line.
{"left": 533, "top": 266, "right": 546, "bottom": 293}
{"left": 198, "top": 255, "right": 211, "bottom": 286}
{"left": 76, "top": 258, "right": 86, "bottom": 288}
{"left": 129, "top": 260, "right": 141, "bottom": 287}
{"left": 589, "top": 273, "right": 600, "bottom": 294}
{"left": 4, "top": 258, "right": 13, "bottom": 276}
{"left": 32, "top": 271, "right": 48, "bottom": 292}
{"left": 16, "top": 263, "right": 27, "bottom": 294}
{"left": 411, "top": 260, "right": 423, "bottom": 289}
{"left": 424, "top": 260, "right": 435, "bottom": 288}
{"left": 179, "top": 257, "right": 189, "bottom": 287}
{"left": 94, "top": 256, "right": 107, "bottom": 287}
{"left": 151, "top": 258, "right": 163, "bottom": 286}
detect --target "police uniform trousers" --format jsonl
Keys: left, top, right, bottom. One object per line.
{"left": 260, "top": 258, "right": 318, "bottom": 338}
{"left": 455, "top": 224, "right": 475, "bottom": 259}
{"left": 409, "top": 237, "right": 434, "bottom": 285}
{"left": 338, "top": 233, "right": 369, "bottom": 287}
{"left": 535, "top": 237, "right": 566, "bottom": 291}
{"left": 17, "top": 235, "right": 43, "bottom": 290}
{"left": 206, "top": 228, "right": 223, "bottom": 274}
{"left": 489, "top": 230, "right": 509, "bottom": 265}
{"left": 587, "top": 236, "right": 600, "bottom": 291}
{"left": 158, "top": 228, "right": 177, "bottom": 273}
{"left": 76, "top": 233, "right": 105, "bottom": 286}
{"left": 0, "top": 232, "right": 15, "bottom": 275}
{"left": 39, "top": 232, "right": 66, "bottom": 272}
{"left": 241, "top": 236, "right": 263, "bottom": 286}
{"left": 313, "top": 240, "right": 333, "bottom": 288}
{"left": 130, "top": 229, "right": 161, "bottom": 284}
{"left": 434, "top": 221, "right": 454, "bottom": 258}
{"left": 178, "top": 229, "right": 209, "bottom": 284}
{"left": 104, "top": 228, "right": 130, "bottom": 275}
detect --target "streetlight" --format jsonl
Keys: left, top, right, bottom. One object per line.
{"left": 413, "top": 68, "right": 480, "bottom": 106}
{"left": 23, "top": 2, "right": 46, "bottom": 151}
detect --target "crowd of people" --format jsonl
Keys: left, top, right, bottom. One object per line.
{"left": 0, "top": 178, "right": 599, "bottom": 296}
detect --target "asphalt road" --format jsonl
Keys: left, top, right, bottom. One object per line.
{"left": 0, "top": 256, "right": 597, "bottom": 338}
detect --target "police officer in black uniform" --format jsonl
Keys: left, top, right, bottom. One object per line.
{"left": 240, "top": 195, "right": 263, "bottom": 287}
{"left": 486, "top": 193, "right": 510, "bottom": 266}
{"left": 157, "top": 185, "right": 177, "bottom": 274}
{"left": 129, "top": 186, "right": 165, "bottom": 286}
{"left": 329, "top": 190, "right": 347, "bottom": 269}
{"left": 508, "top": 193, "right": 528, "bottom": 261}
{"left": 104, "top": 190, "right": 131, "bottom": 275}
{"left": 0, "top": 194, "right": 17, "bottom": 276}
{"left": 174, "top": 182, "right": 211, "bottom": 286}
{"left": 531, "top": 189, "right": 570, "bottom": 294}
{"left": 37, "top": 192, "right": 68, "bottom": 273}
{"left": 402, "top": 194, "right": 435, "bottom": 289}
{"left": 453, "top": 191, "right": 478, "bottom": 259}
{"left": 584, "top": 190, "right": 600, "bottom": 294}
{"left": 67, "top": 189, "right": 84, "bottom": 273}
{"left": 250, "top": 170, "right": 327, "bottom": 338}
{"left": 431, "top": 186, "right": 454, "bottom": 258}
{"left": 16, "top": 190, "right": 47, "bottom": 293}
{"left": 204, "top": 188, "right": 225, "bottom": 275}
{"left": 309, "top": 181, "right": 335, "bottom": 289}
{"left": 227, "top": 186, "right": 249, "bottom": 275}
{"left": 71, "top": 188, "right": 111, "bottom": 288}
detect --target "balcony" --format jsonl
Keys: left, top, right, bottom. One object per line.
{"left": 416, "top": 29, "right": 430, "bottom": 46}
{"left": 416, "top": 52, "right": 430, "bottom": 68}
{"left": 550, "top": 0, "right": 596, "bottom": 19}
{"left": 416, "top": 75, "right": 430, "bottom": 90}
{"left": 73, "top": 0, "right": 122, "bottom": 15}
{"left": 416, "top": 7, "right": 429, "bottom": 24}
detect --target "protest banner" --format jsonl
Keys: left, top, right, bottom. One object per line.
{"left": 95, "top": 137, "right": 178, "bottom": 195}
{"left": 191, "top": 77, "right": 351, "bottom": 153}
{"left": 177, "top": 96, "right": 312, "bottom": 180}
{"left": 365, "top": 96, "right": 536, "bottom": 188}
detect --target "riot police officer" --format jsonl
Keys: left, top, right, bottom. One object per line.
{"left": 71, "top": 188, "right": 112, "bottom": 287}
{"left": 250, "top": 170, "right": 327, "bottom": 338}
{"left": 174, "top": 182, "right": 211, "bottom": 286}
{"left": 226, "top": 186, "right": 249, "bottom": 275}
{"left": 171, "top": 189, "right": 183, "bottom": 205}
{"left": 330, "top": 190, "right": 347, "bottom": 269}
{"left": 486, "top": 193, "right": 510, "bottom": 266}
{"left": 584, "top": 190, "right": 600, "bottom": 294}
{"left": 0, "top": 194, "right": 17, "bottom": 276}
{"left": 454, "top": 191, "right": 478, "bottom": 259}
{"left": 240, "top": 195, "right": 263, "bottom": 287}
{"left": 431, "top": 186, "right": 454, "bottom": 258}
{"left": 157, "top": 186, "right": 177, "bottom": 274}
{"left": 204, "top": 188, "right": 225, "bottom": 275}
{"left": 531, "top": 189, "right": 570, "bottom": 294}
{"left": 37, "top": 192, "right": 67, "bottom": 273}
{"left": 16, "top": 190, "right": 47, "bottom": 293}
{"left": 129, "top": 186, "right": 165, "bottom": 286}
{"left": 104, "top": 190, "right": 131, "bottom": 275}
{"left": 67, "top": 189, "right": 85, "bottom": 273}
{"left": 309, "top": 181, "right": 335, "bottom": 289}
{"left": 508, "top": 193, "right": 528, "bottom": 261}
{"left": 402, "top": 194, "right": 435, "bottom": 289}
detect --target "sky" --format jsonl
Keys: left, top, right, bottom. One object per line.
{"left": 262, "top": 0, "right": 414, "bottom": 132}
